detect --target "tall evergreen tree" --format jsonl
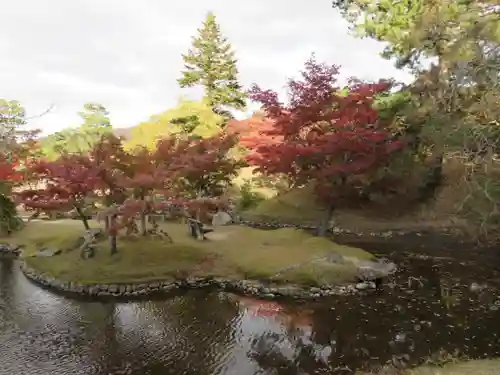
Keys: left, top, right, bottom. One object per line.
{"left": 178, "top": 12, "right": 246, "bottom": 113}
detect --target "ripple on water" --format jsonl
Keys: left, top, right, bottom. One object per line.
{"left": 1, "top": 257, "right": 500, "bottom": 374}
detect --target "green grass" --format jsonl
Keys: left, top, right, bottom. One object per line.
{"left": 407, "top": 359, "right": 500, "bottom": 375}
{"left": 364, "top": 359, "right": 500, "bottom": 374}
{"left": 1, "top": 219, "right": 373, "bottom": 286}
{"left": 5, "top": 219, "right": 90, "bottom": 254}
{"left": 242, "top": 184, "right": 325, "bottom": 225}
{"left": 242, "top": 183, "right": 465, "bottom": 233}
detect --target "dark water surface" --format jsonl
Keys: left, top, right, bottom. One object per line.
{"left": 1, "top": 254, "right": 500, "bottom": 375}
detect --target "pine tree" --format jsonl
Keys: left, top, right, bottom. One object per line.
{"left": 178, "top": 12, "right": 246, "bottom": 113}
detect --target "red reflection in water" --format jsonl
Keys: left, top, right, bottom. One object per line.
{"left": 233, "top": 295, "right": 314, "bottom": 330}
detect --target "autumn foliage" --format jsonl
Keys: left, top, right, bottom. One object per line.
{"left": 233, "top": 57, "right": 404, "bottom": 233}
{"left": 9, "top": 55, "right": 414, "bottom": 244}
{"left": 16, "top": 130, "right": 239, "bottom": 247}
{"left": 0, "top": 154, "right": 23, "bottom": 183}
{"left": 17, "top": 154, "right": 101, "bottom": 228}
{"left": 157, "top": 134, "right": 242, "bottom": 198}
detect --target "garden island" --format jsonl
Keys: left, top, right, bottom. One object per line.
{"left": 1, "top": 1, "right": 499, "bottom": 373}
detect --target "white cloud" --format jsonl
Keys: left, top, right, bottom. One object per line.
{"left": 0, "top": 0, "right": 413, "bottom": 135}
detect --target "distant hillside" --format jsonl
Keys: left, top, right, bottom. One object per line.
{"left": 39, "top": 126, "right": 135, "bottom": 142}
{"left": 112, "top": 127, "right": 134, "bottom": 140}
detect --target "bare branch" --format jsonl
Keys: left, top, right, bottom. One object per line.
{"left": 26, "top": 104, "right": 55, "bottom": 120}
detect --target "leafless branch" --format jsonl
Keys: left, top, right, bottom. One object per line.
{"left": 26, "top": 104, "right": 55, "bottom": 120}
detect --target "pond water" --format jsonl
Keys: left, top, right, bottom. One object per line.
{"left": 1, "top": 253, "right": 500, "bottom": 375}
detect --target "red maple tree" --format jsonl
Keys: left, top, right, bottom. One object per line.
{"left": 0, "top": 154, "right": 23, "bottom": 183}
{"left": 155, "top": 134, "right": 242, "bottom": 200}
{"left": 98, "top": 138, "right": 182, "bottom": 241}
{"left": 241, "top": 56, "right": 405, "bottom": 235}
{"left": 17, "top": 155, "right": 100, "bottom": 229}
{"left": 88, "top": 133, "right": 132, "bottom": 207}
{"left": 109, "top": 147, "right": 163, "bottom": 236}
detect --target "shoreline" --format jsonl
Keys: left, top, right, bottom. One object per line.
{"left": 19, "top": 260, "right": 360, "bottom": 300}
{"left": 2, "top": 220, "right": 488, "bottom": 301}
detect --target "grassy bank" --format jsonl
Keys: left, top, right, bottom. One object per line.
{"left": 241, "top": 183, "right": 466, "bottom": 233}
{"left": 410, "top": 359, "right": 500, "bottom": 375}
{"left": 3, "top": 220, "right": 373, "bottom": 286}
{"left": 366, "top": 359, "right": 500, "bottom": 374}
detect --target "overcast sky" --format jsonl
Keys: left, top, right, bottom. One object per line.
{"left": 1, "top": 0, "right": 413, "bottom": 134}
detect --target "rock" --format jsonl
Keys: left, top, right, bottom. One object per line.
{"left": 211, "top": 211, "right": 233, "bottom": 226}
{"left": 0, "top": 244, "right": 22, "bottom": 256}
{"left": 355, "top": 282, "right": 374, "bottom": 290}
{"left": 325, "top": 253, "right": 345, "bottom": 264}
{"left": 32, "top": 247, "right": 62, "bottom": 257}
{"left": 470, "top": 282, "right": 486, "bottom": 292}
{"left": 395, "top": 333, "right": 407, "bottom": 343}
{"left": 261, "top": 293, "right": 275, "bottom": 299}
{"left": 356, "top": 258, "right": 397, "bottom": 281}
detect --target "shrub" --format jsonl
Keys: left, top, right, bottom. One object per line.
{"left": 236, "top": 181, "right": 266, "bottom": 211}
{"left": 0, "top": 194, "right": 23, "bottom": 235}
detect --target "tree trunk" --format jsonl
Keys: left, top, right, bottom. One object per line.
{"left": 109, "top": 234, "right": 117, "bottom": 255}
{"left": 316, "top": 203, "right": 335, "bottom": 237}
{"left": 195, "top": 189, "right": 203, "bottom": 221}
{"left": 139, "top": 212, "right": 147, "bottom": 236}
{"left": 75, "top": 205, "right": 90, "bottom": 230}
{"left": 109, "top": 214, "right": 118, "bottom": 255}
{"left": 139, "top": 194, "right": 147, "bottom": 236}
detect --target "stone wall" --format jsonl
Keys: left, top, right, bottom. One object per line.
{"left": 0, "top": 244, "right": 21, "bottom": 257}
{"left": 5, "top": 219, "right": 393, "bottom": 300}
{"left": 237, "top": 220, "right": 395, "bottom": 238}
{"left": 19, "top": 261, "right": 361, "bottom": 300}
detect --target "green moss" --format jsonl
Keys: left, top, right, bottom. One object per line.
{"left": 241, "top": 184, "right": 327, "bottom": 225}
{"left": 407, "top": 359, "right": 500, "bottom": 374}
{"left": 3, "top": 219, "right": 90, "bottom": 255}
{"left": 5, "top": 220, "right": 373, "bottom": 286}
{"left": 24, "top": 242, "right": 207, "bottom": 285}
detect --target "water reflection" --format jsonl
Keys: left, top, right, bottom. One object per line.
{"left": 1, "top": 256, "right": 500, "bottom": 375}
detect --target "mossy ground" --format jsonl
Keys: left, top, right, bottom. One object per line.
{"left": 407, "top": 359, "right": 500, "bottom": 375}
{"left": 364, "top": 359, "right": 500, "bottom": 374}
{"left": 241, "top": 181, "right": 466, "bottom": 233}
{"left": 2, "top": 219, "right": 372, "bottom": 286}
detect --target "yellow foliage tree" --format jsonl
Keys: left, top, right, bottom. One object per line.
{"left": 125, "top": 99, "right": 224, "bottom": 150}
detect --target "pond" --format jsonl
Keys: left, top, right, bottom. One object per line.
{"left": 1, "top": 251, "right": 500, "bottom": 375}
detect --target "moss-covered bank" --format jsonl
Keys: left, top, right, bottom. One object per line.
{"left": 3, "top": 220, "right": 380, "bottom": 299}
{"left": 408, "top": 359, "right": 500, "bottom": 374}
{"left": 366, "top": 359, "right": 500, "bottom": 374}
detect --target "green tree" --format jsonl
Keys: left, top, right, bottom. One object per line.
{"left": 333, "top": 0, "right": 500, "bottom": 235}
{"left": 333, "top": 1, "right": 497, "bottom": 69}
{"left": 78, "top": 102, "right": 111, "bottom": 128}
{"left": 40, "top": 128, "right": 78, "bottom": 159}
{"left": 332, "top": 0, "right": 500, "bottom": 153}
{"left": 0, "top": 100, "right": 31, "bottom": 233}
{"left": 41, "top": 103, "right": 112, "bottom": 158}
{"left": 0, "top": 99, "right": 27, "bottom": 155}
{"left": 178, "top": 12, "right": 246, "bottom": 114}
{"left": 76, "top": 102, "right": 112, "bottom": 148}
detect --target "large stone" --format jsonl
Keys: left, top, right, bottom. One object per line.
{"left": 356, "top": 259, "right": 397, "bottom": 281}
{"left": 32, "top": 247, "right": 62, "bottom": 257}
{"left": 211, "top": 211, "right": 232, "bottom": 227}
{"left": 325, "top": 253, "right": 346, "bottom": 264}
